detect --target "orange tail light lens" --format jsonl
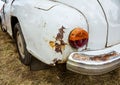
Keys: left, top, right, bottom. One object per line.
{"left": 69, "top": 27, "right": 88, "bottom": 49}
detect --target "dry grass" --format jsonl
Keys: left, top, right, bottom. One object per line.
{"left": 0, "top": 28, "right": 120, "bottom": 85}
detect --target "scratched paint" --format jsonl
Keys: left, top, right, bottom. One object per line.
{"left": 49, "top": 26, "right": 67, "bottom": 54}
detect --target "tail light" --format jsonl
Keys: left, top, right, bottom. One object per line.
{"left": 69, "top": 27, "right": 88, "bottom": 49}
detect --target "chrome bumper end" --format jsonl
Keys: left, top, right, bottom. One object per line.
{"left": 67, "top": 51, "right": 120, "bottom": 75}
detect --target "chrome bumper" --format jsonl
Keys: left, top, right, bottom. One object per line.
{"left": 67, "top": 47, "right": 120, "bottom": 75}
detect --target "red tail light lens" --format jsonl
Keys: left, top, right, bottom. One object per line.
{"left": 69, "top": 27, "right": 88, "bottom": 49}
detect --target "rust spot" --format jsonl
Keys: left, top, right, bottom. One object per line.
{"left": 90, "top": 51, "right": 118, "bottom": 61}
{"left": 72, "top": 51, "right": 119, "bottom": 61}
{"left": 49, "top": 26, "right": 67, "bottom": 54}
{"left": 56, "top": 26, "right": 65, "bottom": 40}
{"left": 49, "top": 41, "right": 55, "bottom": 48}
{"left": 55, "top": 43, "right": 62, "bottom": 53}
{"left": 53, "top": 58, "right": 58, "bottom": 63}
{"left": 73, "top": 53, "right": 89, "bottom": 61}
{"left": 52, "top": 58, "right": 63, "bottom": 64}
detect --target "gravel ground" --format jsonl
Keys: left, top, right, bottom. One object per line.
{"left": 0, "top": 28, "right": 120, "bottom": 85}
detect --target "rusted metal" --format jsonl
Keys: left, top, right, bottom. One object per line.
{"left": 49, "top": 26, "right": 67, "bottom": 54}
{"left": 49, "top": 58, "right": 63, "bottom": 66}
{"left": 49, "top": 41, "right": 55, "bottom": 48}
{"left": 56, "top": 26, "right": 65, "bottom": 40}
{"left": 72, "top": 51, "right": 119, "bottom": 61}
{"left": 90, "top": 51, "right": 118, "bottom": 61}
{"left": 72, "top": 53, "right": 90, "bottom": 61}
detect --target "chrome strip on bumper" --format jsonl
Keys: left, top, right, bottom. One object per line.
{"left": 67, "top": 45, "right": 120, "bottom": 75}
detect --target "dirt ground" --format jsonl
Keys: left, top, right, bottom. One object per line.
{"left": 0, "top": 28, "right": 120, "bottom": 85}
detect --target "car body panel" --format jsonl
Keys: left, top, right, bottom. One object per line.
{"left": 0, "top": 0, "right": 120, "bottom": 74}
{"left": 9, "top": 0, "right": 88, "bottom": 65}
{"left": 0, "top": 0, "right": 14, "bottom": 35}
{"left": 0, "top": 0, "right": 4, "bottom": 12}
{"left": 54, "top": 0, "right": 108, "bottom": 50}
{"left": 98, "top": 0, "right": 120, "bottom": 46}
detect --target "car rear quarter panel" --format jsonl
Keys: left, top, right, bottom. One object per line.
{"left": 55, "top": 0, "right": 108, "bottom": 50}
{"left": 11, "top": 0, "right": 88, "bottom": 65}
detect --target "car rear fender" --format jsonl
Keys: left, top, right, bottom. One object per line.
{"left": 11, "top": 3, "right": 88, "bottom": 65}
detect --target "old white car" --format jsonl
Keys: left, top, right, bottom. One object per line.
{"left": 0, "top": 0, "right": 120, "bottom": 75}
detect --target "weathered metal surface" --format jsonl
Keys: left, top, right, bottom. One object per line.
{"left": 49, "top": 26, "right": 67, "bottom": 54}
{"left": 53, "top": 0, "right": 108, "bottom": 50}
{"left": 90, "top": 51, "right": 119, "bottom": 61}
{"left": 67, "top": 44, "right": 120, "bottom": 75}
{"left": 4, "top": 0, "right": 86, "bottom": 64}
{"left": 72, "top": 51, "right": 119, "bottom": 61}
{"left": 1, "top": 0, "right": 120, "bottom": 74}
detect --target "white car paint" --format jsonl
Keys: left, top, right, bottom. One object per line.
{"left": 99, "top": 0, "right": 120, "bottom": 46}
{"left": 0, "top": 0, "right": 120, "bottom": 75}
{"left": 1, "top": 0, "right": 88, "bottom": 65}
{"left": 0, "top": 0, "right": 4, "bottom": 12}
{"left": 54, "top": 0, "right": 108, "bottom": 50}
